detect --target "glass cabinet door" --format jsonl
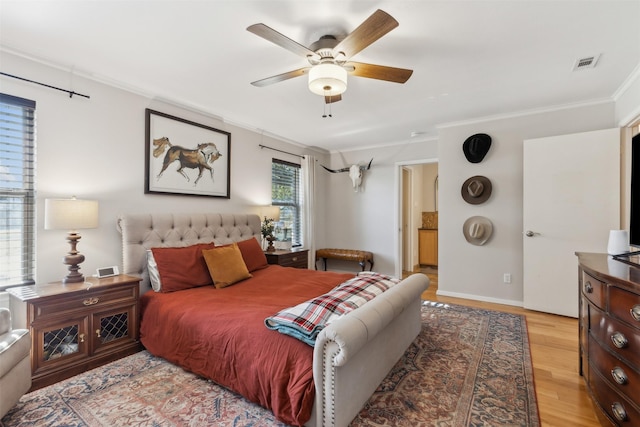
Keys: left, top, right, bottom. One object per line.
{"left": 92, "top": 305, "right": 135, "bottom": 353}
{"left": 44, "top": 324, "right": 80, "bottom": 360}
{"left": 34, "top": 316, "right": 89, "bottom": 373}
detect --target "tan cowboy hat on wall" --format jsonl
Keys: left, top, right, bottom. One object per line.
{"left": 461, "top": 175, "right": 492, "bottom": 205}
{"left": 463, "top": 216, "right": 493, "bottom": 246}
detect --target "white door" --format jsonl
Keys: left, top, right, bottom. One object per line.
{"left": 523, "top": 128, "right": 620, "bottom": 317}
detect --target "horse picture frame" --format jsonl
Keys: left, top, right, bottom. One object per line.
{"left": 145, "top": 109, "right": 231, "bottom": 198}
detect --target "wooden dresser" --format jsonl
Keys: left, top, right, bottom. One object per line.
{"left": 577, "top": 252, "right": 640, "bottom": 425}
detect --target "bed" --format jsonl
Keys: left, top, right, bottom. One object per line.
{"left": 117, "top": 213, "right": 429, "bottom": 427}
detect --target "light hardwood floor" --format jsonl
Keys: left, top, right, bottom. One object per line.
{"left": 411, "top": 269, "right": 602, "bottom": 427}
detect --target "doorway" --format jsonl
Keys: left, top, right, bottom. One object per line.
{"left": 395, "top": 159, "right": 438, "bottom": 279}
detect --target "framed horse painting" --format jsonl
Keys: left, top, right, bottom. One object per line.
{"left": 145, "top": 109, "right": 231, "bottom": 198}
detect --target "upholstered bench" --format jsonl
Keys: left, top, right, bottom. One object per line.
{"left": 315, "top": 248, "right": 374, "bottom": 271}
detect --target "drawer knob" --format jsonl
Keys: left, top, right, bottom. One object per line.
{"left": 584, "top": 281, "right": 593, "bottom": 294}
{"left": 631, "top": 304, "right": 640, "bottom": 322}
{"left": 611, "top": 367, "right": 628, "bottom": 385}
{"left": 292, "top": 257, "right": 298, "bottom": 261}
{"left": 611, "top": 332, "right": 628, "bottom": 349}
{"left": 611, "top": 402, "right": 628, "bottom": 422}
{"left": 83, "top": 297, "right": 99, "bottom": 306}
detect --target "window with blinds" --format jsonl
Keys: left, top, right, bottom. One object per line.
{"left": 0, "top": 93, "right": 36, "bottom": 290}
{"left": 272, "top": 159, "right": 302, "bottom": 247}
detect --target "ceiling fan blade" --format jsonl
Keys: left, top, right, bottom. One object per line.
{"left": 250, "top": 67, "right": 310, "bottom": 87}
{"left": 247, "top": 23, "right": 319, "bottom": 60}
{"left": 332, "top": 9, "right": 399, "bottom": 60}
{"left": 347, "top": 62, "right": 413, "bottom": 83}
{"left": 324, "top": 94, "right": 342, "bottom": 104}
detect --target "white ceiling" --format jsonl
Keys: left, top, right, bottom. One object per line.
{"left": 1, "top": 0, "right": 639, "bottom": 152}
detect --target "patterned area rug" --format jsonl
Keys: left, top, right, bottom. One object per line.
{"left": 1, "top": 302, "right": 539, "bottom": 427}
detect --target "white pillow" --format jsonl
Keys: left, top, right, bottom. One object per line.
{"left": 147, "top": 250, "right": 162, "bottom": 292}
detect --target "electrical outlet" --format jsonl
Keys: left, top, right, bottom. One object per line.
{"left": 503, "top": 273, "right": 512, "bottom": 284}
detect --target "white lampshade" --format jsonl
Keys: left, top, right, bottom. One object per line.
{"left": 308, "top": 63, "right": 347, "bottom": 96}
{"left": 45, "top": 197, "right": 99, "bottom": 231}
{"left": 261, "top": 206, "right": 281, "bottom": 222}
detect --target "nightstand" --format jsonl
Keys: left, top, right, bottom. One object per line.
{"left": 6, "top": 274, "right": 142, "bottom": 391}
{"left": 265, "top": 248, "right": 309, "bottom": 269}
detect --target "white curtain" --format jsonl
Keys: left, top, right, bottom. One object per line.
{"left": 301, "top": 155, "right": 316, "bottom": 268}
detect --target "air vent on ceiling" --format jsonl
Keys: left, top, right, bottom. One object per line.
{"left": 573, "top": 54, "right": 600, "bottom": 71}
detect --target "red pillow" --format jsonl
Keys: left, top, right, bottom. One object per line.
{"left": 237, "top": 237, "right": 268, "bottom": 272}
{"left": 150, "top": 242, "right": 215, "bottom": 292}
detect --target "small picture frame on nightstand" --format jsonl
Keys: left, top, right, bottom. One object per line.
{"left": 96, "top": 266, "right": 119, "bottom": 278}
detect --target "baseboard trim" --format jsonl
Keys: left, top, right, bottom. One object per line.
{"left": 436, "top": 289, "right": 523, "bottom": 308}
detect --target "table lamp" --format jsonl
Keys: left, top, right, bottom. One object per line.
{"left": 45, "top": 197, "right": 99, "bottom": 284}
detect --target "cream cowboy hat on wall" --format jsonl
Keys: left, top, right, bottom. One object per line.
{"left": 461, "top": 175, "right": 492, "bottom": 205}
{"left": 463, "top": 216, "right": 493, "bottom": 246}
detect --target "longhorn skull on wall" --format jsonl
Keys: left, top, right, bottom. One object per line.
{"left": 321, "top": 158, "right": 373, "bottom": 192}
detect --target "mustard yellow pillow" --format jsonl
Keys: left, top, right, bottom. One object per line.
{"left": 202, "top": 243, "right": 252, "bottom": 288}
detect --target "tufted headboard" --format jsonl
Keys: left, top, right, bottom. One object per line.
{"left": 117, "top": 213, "right": 261, "bottom": 293}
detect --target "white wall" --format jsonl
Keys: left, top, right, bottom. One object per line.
{"left": 320, "top": 142, "right": 438, "bottom": 274}
{"left": 421, "top": 163, "right": 438, "bottom": 213}
{"left": 1, "top": 51, "right": 327, "bottom": 285}
{"left": 3, "top": 49, "right": 639, "bottom": 307}
{"left": 437, "top": 102, "right": 619, "bottom": 305}
{"left": 323, "top": 101, "right": 634, "bottom": 305}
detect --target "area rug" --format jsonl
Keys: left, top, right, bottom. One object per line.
{"left": 1, "top": 302, "right": 539, "bottom": 427}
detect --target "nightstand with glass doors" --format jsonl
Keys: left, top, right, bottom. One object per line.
{"left": 6, "top": 274, "right": 142, "bottom": 391}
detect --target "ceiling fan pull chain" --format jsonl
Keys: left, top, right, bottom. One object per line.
{"left": 322, "top": 87, "right": 333, "bottom": 118}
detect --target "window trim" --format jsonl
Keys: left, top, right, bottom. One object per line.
{"left": 271, "top": 158, "right": 302, "bottom": 247}
{"left": 0, "top": 93, "right": 36, "bottom": 290}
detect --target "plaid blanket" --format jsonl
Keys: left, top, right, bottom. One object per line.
{"left": 265, "top": 272, "right": 400, "bottom": 346}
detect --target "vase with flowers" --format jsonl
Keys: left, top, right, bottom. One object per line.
{"left": 261, "top": 216, "right": 276, "bottom": 252}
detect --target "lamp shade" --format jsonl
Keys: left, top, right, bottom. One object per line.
{"left": 45, "top": 198, "right": 99, "bottom": 230}
{"left": 308, "top": 63, "right": 347, "bottom": 96}
{"left": 261, "top": 206, "right": 281, "bottom": 222}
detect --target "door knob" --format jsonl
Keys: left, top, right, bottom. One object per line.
{"left": 525, "top": 230, "right": 540, "bottom": 237}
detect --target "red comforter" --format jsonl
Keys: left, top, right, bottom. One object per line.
{"left": 139, "top": 265, "right": 354, "bottom": 426}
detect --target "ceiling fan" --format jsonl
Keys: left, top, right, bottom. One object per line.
{"left": 247, "top": 9, "right": 413, "bottom": 104}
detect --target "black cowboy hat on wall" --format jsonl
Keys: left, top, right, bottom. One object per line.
{"left": 463, "top": 133, "right": 492, "bottom": 163}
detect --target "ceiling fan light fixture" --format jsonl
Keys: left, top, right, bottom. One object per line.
{"left": 308, "top": 63, "right": 347, "bottom": 96}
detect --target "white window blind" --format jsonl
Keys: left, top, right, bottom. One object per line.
{"left": 0, "top": 93, "right": 36, "bottom": 290}
{"left": 272, "top": 159, "right": 302, "bottom": 247}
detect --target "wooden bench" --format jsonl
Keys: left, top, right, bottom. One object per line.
{"left": 315, "top": 248, "right": 374, "bottom": 272}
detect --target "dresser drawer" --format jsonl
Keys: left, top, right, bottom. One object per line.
{"left": 32, "top": 286, "right": 138, "bottom": 322}
{"left": 588, "top": 364, "right": 640, "bottom": 425}
{"left": 582, "top": 272, "right": 606, "bottom": 310}
{"left": 590, "top": 307, "right": 640, "bottom": 368}
{"left": 589, "top": 335, "right": 640, "bottom": 403}
{"left": 609, "top": 286, "right": 640, "bottom": 331}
